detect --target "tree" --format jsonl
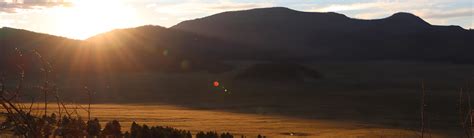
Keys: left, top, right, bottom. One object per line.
{"left": 87, "top": 118, "right": 101, "bottom": 136}
{"left": 130, "top": 121, "right": 141, "bottom": 138}
{"left": 102, "top": 120, "right": 122, "bottom": 137}
{"left": 140, "top": 125, "right": 151, "bottom": 138}
{"left": 221, "top": 132, "right": 233, "bottom": 138}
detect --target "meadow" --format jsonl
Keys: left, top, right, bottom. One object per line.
{"left": 2, "top": 61, "right": 473, "bottom": 137}
{"left": 0, "top": 103, "right": 445, "bottom": 137}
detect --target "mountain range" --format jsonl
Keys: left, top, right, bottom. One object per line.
{"left": 1, "top": 7, "right": 472, "bottom": 73}
{"left": 173, "top": 7, "right": 473, "bottom": 62}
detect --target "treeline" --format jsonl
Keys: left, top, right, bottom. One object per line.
{"left": 0, "top": 113, "right": 265, "bottom": 138}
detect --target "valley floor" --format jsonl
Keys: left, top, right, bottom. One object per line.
{"left": 2, "top": 62, "right": 473, "bottom": 137}
{"left": 0, "top": 104, "right": 459, "bottom": 137}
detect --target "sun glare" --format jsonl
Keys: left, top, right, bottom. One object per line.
{"left": 50, "top": 0, "right": 143, "bottom": 40}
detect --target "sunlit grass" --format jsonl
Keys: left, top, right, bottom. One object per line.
{"left": 0, "top": 103, "right": 448, "bottom": 137}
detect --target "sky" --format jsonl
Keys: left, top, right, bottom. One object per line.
{"left": 0, "top": 0, "right": 472, "bottom": 40}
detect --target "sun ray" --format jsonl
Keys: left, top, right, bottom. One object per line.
{"left": 48, "top": 0, "right": 143, "bottom": 40}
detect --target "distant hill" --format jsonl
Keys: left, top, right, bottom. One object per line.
{"left": 1, "top": 7, "right": 473, "bottom": 74}
{"left": 0, "top": 27, "right": 80, "bottom": 73}
{"left": 0, "top": 26, "right": 235, "bottom": 73}
{"left": 173, "top": 7, "right": 473, "bottom": 63}
{"left": 84, "top": 25, "right": 236, "bottom": 73}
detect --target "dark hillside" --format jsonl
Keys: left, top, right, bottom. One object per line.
{"left": 173, "top": 7, "right": 473, "bottom": 63}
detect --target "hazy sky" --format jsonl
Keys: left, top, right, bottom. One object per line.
{"left": 0, "top": 0, "right": 472, "bottom": 39}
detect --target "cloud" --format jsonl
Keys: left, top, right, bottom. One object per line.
{"left": 417, "top": 8, "right": 473, "bottom": 19}
{"left": 0, "top": 18, "right": 16, "bottom": 26}
{"left": 0, "top": 0, "right": 71, "bottom": 13}
{"left": 308, "top": 1, "right": 423, "bottom": 20}
{"left": 0, "top": 12, "right": 27, "bottom": 27}
{"left": 307, "top": 0, "right": 473, "bottom": 27}
{"left": 206, "top": 3, "right": 270, "bottom": 10}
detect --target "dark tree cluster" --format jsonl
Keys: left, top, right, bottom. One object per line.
{"left": 127, "top": 121, "right": 191, "bottom": 138}
{"left": 55, "top": 115, "right": 88, "bottom": 136}
{"left": 195, "top": 131, "right": 235, "bottom": 138}
{"left": 0, "top": 113, "right": 56, "bottom": 137}
{"left": 0, "top": 114, "right": 263, "bottom": 138}
{"left": 196, "top": 131, "right": 218, "bottom": 138}
{"left": 0, "top": 113, "right": 118, "bottom": 137}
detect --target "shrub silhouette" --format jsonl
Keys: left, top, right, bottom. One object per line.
{"left": 130, "top": 123, "right": 192, "bottom": 138}
{"left": 87, "top": 118, "right": 101, "bottom": 136}
{"left": 0, "top": 113, "right": 263, "bottom": 137}
{"left": 221, "top": 132, "right": 233, "bottom": 138}
{"left": 130, "top": 121, "right": 141, "bottom": 137}
{"left": 196, "top": 131, "right": 219, "bottom": 138}
{"left": 53, "top": 116, "right": 87, "bottom": 137}
{"left": 102, "top": 120, "right": 122, "bottom": 137}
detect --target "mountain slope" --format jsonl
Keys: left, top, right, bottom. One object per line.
{"left": 172, "top": 7, "right": 473, "bottom": 62}
{"left": 1, "top": 7, "right": 473, "bottom": 74}
{"left": 0, "top": 27, "right": 81, "bottom": 72}
{"left": 0, "top": 27, "right": 80, "bottom": 54}
{"left": 84, "top": 25, "right": 237, "bottom": 73}
{"left": 0, "top": 26, "right": 237, "bottom": 73}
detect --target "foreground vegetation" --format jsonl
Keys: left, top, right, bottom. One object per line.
{"left": 0, "top": 113, "right": 263, "bottom": 137}
{"left": 0, "top": 49, "right": 269, "bottom": 137}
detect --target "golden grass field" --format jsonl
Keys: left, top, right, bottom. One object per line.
{"left": 1, "top": 62, "right": 473, "bottom": 137}
{"left": 0, "top": 103, "right": 458, "bottom": 137}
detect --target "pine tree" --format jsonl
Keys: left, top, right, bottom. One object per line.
{"left": 87, "top": 118, "right": 101, "bottom": 136}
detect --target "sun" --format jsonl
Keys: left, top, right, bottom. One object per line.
{"left": 50, "top": 0, "right": 143, "bottom": 40}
